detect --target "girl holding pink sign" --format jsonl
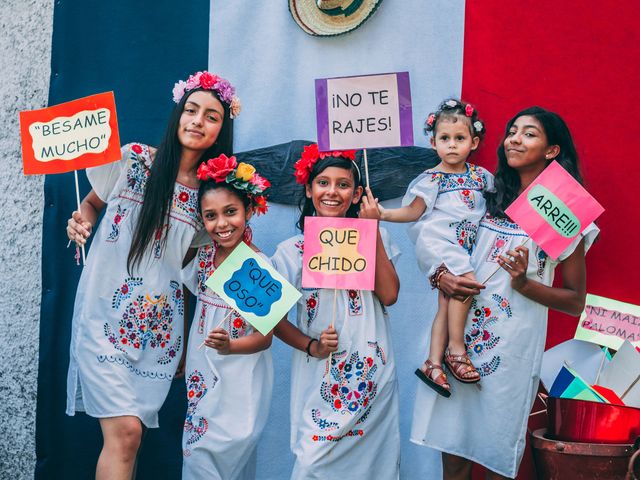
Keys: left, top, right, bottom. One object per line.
{"left": 271, "top": 143, "right": 401, "bottom": 479}
{"left": 64, "top": 71, "right": 238, "bottom": 479}
{"left": 411, "top": 107, "right": 599, "bottom": 479}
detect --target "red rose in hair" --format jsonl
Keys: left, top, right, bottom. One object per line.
{"left": 199, "top": 72, "right": 216, "bottom": 90}
{"left": 207, "top": 154, "right": 237, "bottom": 182}
{"left": 294, "top": 156, "right": 311, "bottom": 185}
{"left": 196, "top": 162, "right": 211, "bottom": 181}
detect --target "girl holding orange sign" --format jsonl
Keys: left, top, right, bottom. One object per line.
{"left": 272, "top": 144, "right": 401, "bottom": 480}
{"left": 65, "top": 71, "right": 238, "bottom": 479}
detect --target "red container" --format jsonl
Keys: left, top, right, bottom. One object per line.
{"left": 547, "top": 396, "right": 640, "bottom": 444}
{"left": 530, "top": 428, "right": 635, "bottom": 480}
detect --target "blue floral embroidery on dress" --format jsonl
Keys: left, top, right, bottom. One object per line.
{"left": 106, "top": 204, "right": 128, "bottom": 242}
{"left": 536, "top": 246, "right": 548, "bottom": 278}
{"left": 367, "top": 341, "right": 387, "bottom": 365}
{"left": 172, "top": 186, "right": 200, "bottom": 227}
{"left": 196, "top": 245, "right": 216, "bottom": 295}
{"left": 477, "top": 356, "right": 501, "bottom": 377}
{"left": 460, "top": 189, "right": 475, "bottom": 210}
{"left": 126, "top": 152, "right": 150, "bottom": 194}
{"left": 153, "top": 224, "right": 171, "bottom": 258}
{"left": 321, "top": 350, "right": 377, "bottom": 416}
{"left": 486, "top": 234, "right": 510, "bottom": 263}
{"left": 183, "top": 370, "right": 215, "bottom": 452}
{"left": 465, "top": 300, "right": 500, "bottom": 356}
{"left": 313, "top": 350, "right": 377, "bottom": 442}
{"left": 430, "top": 164, "right": 486, "bottom": 193}
{"left": 305, "top": 290, "right": 319, "bottom": 328}
{"left": 347, "top": 290, "right": 363, "bottom": 316}
{"left": 228, "top": 311, "right": 251, "bottom": 339}
{"left": 449, "top": 219, "right": 477, "bottom": 255}
{"left": 491, "top": 294, "right": 513, "bottom": 318}
{"left": 111, "top": 277, "right": 143, "bottom": 309}
{"left": 311, "top": 409, "right": 339, "bottom": 431}
{"left": 105, "top": 280, "right": 183, "bottom": 365}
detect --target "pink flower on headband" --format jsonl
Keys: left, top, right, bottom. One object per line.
{"left": 465, "top": 104, "right": 474, "bottom": 117}
{"left": 250, "top": 174, "right": 271, "bottom": 191}
{"left": 426, "top": 114, "right": 436, "bottom": 127}
{"left": 172, "top": 71, "right": 240, "bottom": 117}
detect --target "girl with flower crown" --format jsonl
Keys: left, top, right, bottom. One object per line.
{"left": 374, "top": 99, "right": 492, "bottom": 396}
{"left": 180, "top": 157, "right": 273, "bottom": 479}
{"left": 65, "top": 71, "right": 240, "bottom": 479}
{"left": 272, "top": 144, "right": 401, "bottom": 480}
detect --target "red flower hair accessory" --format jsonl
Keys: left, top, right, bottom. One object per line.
{"left": 465, "top": 104, "right": 474, "bottom": 117}
{"left": 197, "top": 154, "right": 271, "bottom": 215}
{"left": 293, "top": 143, "right": 357, "bottom": 185}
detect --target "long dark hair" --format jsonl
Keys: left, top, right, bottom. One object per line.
{"left": 486, "top": 106, "right": 583, "bottom": 218}
{"left": 296, "top": 156, "right": 362, "bottom": 232}
{"left": 127, "top": 88, "right": 233, "bottom": 271}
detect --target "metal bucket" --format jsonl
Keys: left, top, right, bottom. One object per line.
{"left": 531, "top": 428, "right": 635, "bottom": 479}
{"left": 547, "top": 397, "right": 640, "bottom": 443}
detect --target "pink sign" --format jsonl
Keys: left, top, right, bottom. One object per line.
{"left": 505, "top": 161, "right": 604, "bottom": 259}
{"left": 302, "top": 217, "right": 378, "bottom": 290}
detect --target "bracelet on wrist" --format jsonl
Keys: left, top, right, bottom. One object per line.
{"left": 306, "top": 338, "right": 318, "bottom": 357}
{"left": 429, "top": 265, "right": 450, "bottom": 290}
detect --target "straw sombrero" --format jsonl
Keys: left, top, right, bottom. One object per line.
{"left": 289, "top": 0, "right": 384, "bottom": 36}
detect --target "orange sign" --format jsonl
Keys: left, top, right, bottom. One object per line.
{"left": 19, "top": 92, "right": 121, "bottom": 175}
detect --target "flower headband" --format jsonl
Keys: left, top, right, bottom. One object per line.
{"left": 197, "top": 154, "right": 270, "bottom": 215}
{"left": 293, "top": 143, "right": 359, "bottom": 185}
{"left": 424, "top": 99, "right": 484, "bottom": 136}
{"left": 172, "top": 71, "right": 241, "bottom": 119}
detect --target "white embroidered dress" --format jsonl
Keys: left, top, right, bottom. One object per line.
{"left": 66, "top": 143, "right": 201, "bottom": 428}
{"left": 181, "top": 244, "right": 274, "bottom": 480}
{"left": 404, "top": 163, "right": 494, "bottom": 276}
{"left": 410, "top": 214, "right": 599, "bottom": 478}
{"left": 271, "top": 229, "right": 401, "bottom": 480}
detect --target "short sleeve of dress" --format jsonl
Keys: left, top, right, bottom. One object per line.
{"left": 481, "top": 168, "right": 495, "bottom": 193}
{"left": 379, "top": 227, "right": 401, "bottom": 265}
{"left": 181, "top": 251, "right": 200, "bottom": 295}
{"left": 270, "top": 237, "right": 303, "bottom": 289}
{"left": 86, "top": 143, "right": 132, "bottom": 202}
{"left": 556, "top": 222, "right": 600, "bottom": 262}
{"left": 401, "top": 172, "right": 440, "bottom": 217}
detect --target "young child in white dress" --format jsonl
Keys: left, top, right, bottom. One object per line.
{"left": 376, "top": 99, "right": 493, "bottom": 396}
{"left": 181, "top": 156, "right": 273, "bottom": 479}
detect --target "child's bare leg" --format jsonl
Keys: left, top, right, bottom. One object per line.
{"left": 416, "top": 291, "right": 451, "bottom": 394}
{"left": 446, "top": 272, "right": 480, "bottom": 381}
{"left": 427, "top": 290, "right": 449, "bottom": 364}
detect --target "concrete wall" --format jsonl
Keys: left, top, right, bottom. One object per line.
{"left": 0, "top": 0, "right": 53, "bottom": 477}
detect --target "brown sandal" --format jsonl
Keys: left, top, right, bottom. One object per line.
{"left": 415, "top": 360, "right": 451, "bottom": 397}
{"left": 444, "top": 350, "right": 480, "bottom": 384}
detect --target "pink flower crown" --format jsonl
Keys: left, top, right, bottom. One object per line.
{"left": 197, "top": 154, "right": 270, "bottom": 215}
{"left": 293, "top": 143, "right": 358, "bottom": 185}
{"left": 172, "top": 71, "right": 241, "bottom": 119}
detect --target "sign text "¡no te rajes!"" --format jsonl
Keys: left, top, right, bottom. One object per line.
{"left": 527, "top": 185, "right": 581, "bottom": 238}
{"left": 307, "top": 227, "right": 367, "bottom": 274}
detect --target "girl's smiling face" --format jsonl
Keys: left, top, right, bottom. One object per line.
{"left": 178, "top": 90, "right": 225, "bottom": 153}
{"left": 504, "top": 115, "right": 559, "bottom": 172}
{"left": 305, "top": 166, "right": 363, "bottom": 218}
{"left": 200, "top": 187, "right": 252, "bottom": 251}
